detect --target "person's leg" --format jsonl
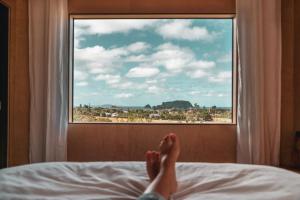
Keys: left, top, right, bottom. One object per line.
{"left": 139, "top": 133, "right": 180, "bottom": 200}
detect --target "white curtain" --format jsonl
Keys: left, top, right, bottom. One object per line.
{"left": 236, "top": 0, "right": 281, "bottom": 165}
{"left": 29, "top": 0, "right": 68, "bottom": 162}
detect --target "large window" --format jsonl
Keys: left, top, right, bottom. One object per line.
{"left": 70, "top": 16, "right": 235, "bottom": 124}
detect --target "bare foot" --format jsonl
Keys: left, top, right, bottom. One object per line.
{"left": 159, "top": 133, "right": 180, "bottom": 193}
{"left": 143, "top": 133, "right": 180, "bottom": 199}
{"left": 160, "top": 133, "right": 180, "bottom": 165}
{"left": 146, "top": 151, "right": 160, "bottom": 181}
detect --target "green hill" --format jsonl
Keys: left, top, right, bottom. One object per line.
{"left": 154, "top": 100, "right": 193, "bottom": 109}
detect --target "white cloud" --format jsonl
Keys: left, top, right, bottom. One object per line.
{"left": 75, "top": 19, "right": 158, "bottom": 36}
{"left": 146, "top": 79, "right": 158, "bottom": 84}
{"left": 151, "top": 43, "right": 193, "bottom": 73}
{"left": 76, "top": 81, "right": 88, "bottom": 86}
{"left": 74, "top": 45, "right": 129, "bottom": 79}
{"left": 74, "top": 41, "right": 221, "bottom": 93}
{"left": 74, "top": 70, "right": 88, "bottom": 81}
{"left": 127, "top": 42, "right": 150, "bottom": 53}
{"left": 95, "top": 74, "right": 121, "bottom": 85}
{"left": 93, "top": 68, "right": 151, "bottom": 90}
{"left": 101, "top": 78, "right": 148, "bottom": 90}
{"left": 156, "top": 20, "right": 214, "bottom": 41}
{"left": 74, "top": 39, "right": 215, "bottom": 83}
{"left": 77, "top": 92, "right": 100, "bottom": 97}
{"left": 188, "top": 60, "right": 216, "bottom": 69}
{"left": 147, "top": 85, "right": 164, "bottom": 94}
{"left": 90, "top": 92, "right": 100, "bottom": 96}
{"left": 189, "top": 91, "right": 202, "bottom": 95}
{"left": 75, "top": 45, "right": 127, "bottom": 66}
{"left": 74, "top": 20, "right": 156, "bottom": 49}
{"left": 115, "top": 93, "right": 133, "bottom": 98}
{"left": 204, "top": 93, "right": 213, "bottom": 97}
{"left": 187, "top": 69, "right": 208, "bottom": 79}
{"left": 126, "top": 54, "right": 148, "bottom": 62}
{"left": 150, "top": 43, "right": 215, "bottom": 77}
{"left": 89, "top": 68, "right": 111, "bottom": 74}
{"left": 218, "top": 53, "right": 232, "bottom": 63}
{"left": 185, "top": 61, "right": 215, "bottom": 79}
{"left": 189, "top": 90, "right": 229, "bottom": 98}
{"left": 110, "top": 81, "right": 133, "bottom": 89}
{"left": 209, "top": 71, "right": 232, "bottom": 83}
{"left": 126, "top": 67, "right": 160, "bottom": 78}
{"left": 74, "top": 42, "right": 150, "bottom": 76}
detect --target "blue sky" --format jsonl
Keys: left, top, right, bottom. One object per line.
{"left": 73, "top": 19, "right": 233, "bottom": 107}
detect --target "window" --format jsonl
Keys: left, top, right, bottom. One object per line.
{"left": 70, "top": 16, "right": 235, "bottom": 124}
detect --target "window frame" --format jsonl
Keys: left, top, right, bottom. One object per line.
{"left": 68, "top": 14, "right": 237, "bottom": 125}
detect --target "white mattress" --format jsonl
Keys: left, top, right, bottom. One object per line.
{"left": 0, "top": 162, "right": 300, "bottom": 200}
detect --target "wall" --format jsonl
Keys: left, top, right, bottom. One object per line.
{"left": 294, "top": 0, "right": 300, "bottom": 131}
{"left": 293, "top": 0, "right": 300, "bottom": 167}
{"left": 68, "top": 124, "right": 236, "bottom": 162}
{"left": 280, "top": 0, "right": 295, "bottom": 167}
{"left": 280, "top": 0, "right": 300, "bottom": 167}
{"left": 0, "top": 0, "right": 30, "bottom": 166}
{"left": 69, "top": 0, "right": 235, "bottom": 14}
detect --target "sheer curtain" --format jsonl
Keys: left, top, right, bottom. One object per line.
{"left": 236, "top": 0, "right": 281, "bottom": 165}
{"left": 29, "top": 0, "right": 68, "bottom": 162}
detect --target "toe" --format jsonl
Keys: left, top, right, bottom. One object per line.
{"left": 170, "top": 134, "right": 179, "bottom": 148}
{"left": 146, "top": 150, "right": 152, "bottom": 161}
{"left": 169, "top": 133, "right": 176, "bottom": 141}
{"left": 146, "top": 151, "right": 155, "bottom": 166}
{"left": 154, "top": 151, "right": 160, "bottom": 162}
{"left": 151, "top": 151, "right": 157, "bottom": 159}
{"left": 146, "top": 151, "right": 156, "bottom": 181}
{"left": 153, "top": 151, "right": 160, "bottom": 175}
{"left": 160, "top": 139, "right": 169, "bottom": 154}
{"left": 169, "top": 134, "right": 180, "bottom": 159}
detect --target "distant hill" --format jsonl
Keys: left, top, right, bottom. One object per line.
{"left": 77, "top": 103, "right": 230, "bottom": 110}
{"left": 100, "top": 104, "right": 143, "bottom": 109}
{"left": 100, "top": 104, "right": 115, "bottom": 108}
{"left": 153, "top": 100, "right": 193, "bottom": 109}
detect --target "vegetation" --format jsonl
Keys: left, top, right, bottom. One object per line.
{"left": 73, "top": 100, "right": 232, "bottom": 123}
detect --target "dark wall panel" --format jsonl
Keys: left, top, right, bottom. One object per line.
{"left": 0, "top": 3, "right": 9, "bottom": 169}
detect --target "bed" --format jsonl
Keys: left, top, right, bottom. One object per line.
{"left": 1, "top": 162, "right": 300, "bottom": 200}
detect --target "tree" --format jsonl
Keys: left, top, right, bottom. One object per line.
{"left": 211, "top": 105, "right": 217, "bottom": 115}
{"left": 144, "top": 104, "right": 151, "bottom": 109}
{"left": 204, "top": 112, "right": 213, "bottom": 121}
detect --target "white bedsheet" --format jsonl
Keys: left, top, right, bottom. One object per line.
{"left": 0, "top": 162, "right": 300, "bottom": 200}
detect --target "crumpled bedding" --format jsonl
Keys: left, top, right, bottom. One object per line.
{"left": 0, "top": 162, "right": 300, "bottom": 200}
